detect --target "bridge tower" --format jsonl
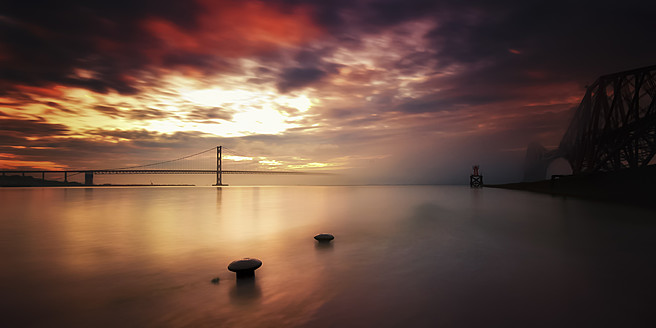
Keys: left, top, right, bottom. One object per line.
{"left": 213, "top": 146, "right": 225, "bottom": 186}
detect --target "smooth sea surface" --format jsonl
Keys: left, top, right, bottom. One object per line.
{"left": 1, "top": 185, "right": 655, "bottom": 327}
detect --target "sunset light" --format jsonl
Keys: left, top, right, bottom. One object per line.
{"left": 0, "top": 0, "right": 653, "bottom": 181}
{"left": 2, "top": 1, "right": 656, "bottom": 327}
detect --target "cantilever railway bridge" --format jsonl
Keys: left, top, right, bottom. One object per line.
{"left": 524, "top": 64, "right": 656, "bottom": 181}
{"left": 0, "top": 146, "right": 325, "bottom": 186}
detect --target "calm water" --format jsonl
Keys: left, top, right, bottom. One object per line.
{"left": 1, "top": 186, "right": 655, "bottom": 327}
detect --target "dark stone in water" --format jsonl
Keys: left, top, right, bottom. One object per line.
{"left": 211, "top": 277, "right": 220, "bottom": 284}
{"left": 228, "top": 258, "right": 262, "bottom": 278}
{"left": 314, "top": 233, "right": 335, "bottom": 242}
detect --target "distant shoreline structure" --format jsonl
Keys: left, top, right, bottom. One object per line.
{"left": 487, "top": 165, "right": 656, "bottom": 209}
{"left": 0, "top": 174, "right": 194, "bottom": 187}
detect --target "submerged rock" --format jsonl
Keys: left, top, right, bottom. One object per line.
{"left": 314, "top": 233, "right": 335, "bottom": 242}
{"left": 211, "top": 277, "right": 220, "bottom": 284}
{"left": 228, "top": 258, "right": 262, "bottom": 278}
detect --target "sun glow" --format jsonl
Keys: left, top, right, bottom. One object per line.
{"left": 275, "top": 94, "right": 312, "bottom": 112}
{"left": 223, "top": 155, "right": 253, "bottom": 161}
{"left": 182, "top": 88, "right": 261, "bottom": 107}
{"left": 1, "top": 73, "right": 316, "bottom": 138}
{"left": 230, "top": 106, "right": 290, "bottom": 134}
{"left": 259, "top": 159, "right": 282, "bottom": 166}
{"left": 286, "top": 162, "right": 335, "bottom": 169}
{"left": 178, "top": 84, "right": 310, "bottom": 136}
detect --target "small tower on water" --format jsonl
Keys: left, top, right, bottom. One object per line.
{"left": 470, "top": 165, "right": 483, "bottom": 188}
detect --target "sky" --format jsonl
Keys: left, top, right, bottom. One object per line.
{"left": 1, "top": 0, "right": 655, "bottom": 185}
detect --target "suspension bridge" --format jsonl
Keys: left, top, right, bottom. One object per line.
{"left": 524, "top": 64, "right": 656, "bottom": 181}
{"left": 0, "top": 146, "right": 326, "bottom": 186}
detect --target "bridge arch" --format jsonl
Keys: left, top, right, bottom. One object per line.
{"left": 523, "top": 142, "right": 566, "bottom": 181}
{"left": 546, "top": 157, "right": 573, "bottom": 178}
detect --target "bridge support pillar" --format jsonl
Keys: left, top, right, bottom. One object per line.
{"left": 64, "top": 172, "right": 68, "bottom": 183}
{"left": 470, "top": 175, "right": 483, "bottom": 188}
{"left": 470, "top": 165, "right": 483, "bottom": 188}
{"left": 84, "top": 171, "right": 94, "bottom": 185}
{"left": 213, "top": 146, "right": 228, "bottom": 186}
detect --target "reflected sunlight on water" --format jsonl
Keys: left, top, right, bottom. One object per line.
{"left": 1, "top": 186, "right": 655, "bottom": 327}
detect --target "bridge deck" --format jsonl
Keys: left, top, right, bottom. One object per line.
{"left": 0, "top": 169, "right": 325, "bottom": 175}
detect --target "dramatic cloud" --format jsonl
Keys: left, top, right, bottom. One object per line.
{"left": 186, "top": 107, "right": 234, "bottom": 122}
{"left": 0, "top": 118, "right": 69, "bottom": 138}
{"left": 277, "top": 67, "right": 327, "bottom": 93}
{"left": 1, "top": 0, "right": 655, "bottom": 183}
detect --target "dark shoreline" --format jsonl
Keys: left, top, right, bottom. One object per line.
{"left": 0, "top": 175, "right": 194, "bottom": 187}
{"left": 487, "top": 165, "right": 656, "bottom": 209}
{"left": 1, "top": 174, "right": 83, "bottom": 187}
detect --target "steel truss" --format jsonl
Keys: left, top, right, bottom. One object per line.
{"left": 525, "top": 65, "right": 656, "bottom": 180}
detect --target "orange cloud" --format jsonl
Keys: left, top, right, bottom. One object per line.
{"left": 143, "top": 0, "right": 322, "bottom": 59}
{"left": 15, "top": 85, "right": 66, "bottom": 98}
{"left": 0, "top": 157, "right": 69, "bottom": 170}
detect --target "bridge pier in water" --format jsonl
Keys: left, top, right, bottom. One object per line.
{"left": 470, "top": 165, "right": 483, "bottom": 188}
{"left": 84, "top": 171, "right": 94, "bottom": 185}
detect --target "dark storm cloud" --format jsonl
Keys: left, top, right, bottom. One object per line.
{"left": 0, "top": 116, "right": 73, "bottom": 154}
{"left": 0, "top": 117, "right": 69, "bottom": 137}
{"left": 394, "top": 51, "right": 435, "bottom": 74}
{"left": 1, "top": 0, "right": 331, "bottom": 97}
{"left": 276, "top": 67, "right": 327, "bottom": 93}
{"left": 299, "top": 0, "right": 655, "bottom": 115}
{"left": 3, "top": 0, "right": 653, "bottom": 99}
{"left": 396, "top": 93, "right": 512, "bottom": 113}
{"left": 302, "top": 0, "right": 655, "bottom": 106}
{"left": 0, "top": 0, "right": 200, "bottom": 95}
{"left": 421, "top": 0, "right": 656, "bottom": 90}
{"left": 271, "top": 45, "right": 343, "bottom": 92}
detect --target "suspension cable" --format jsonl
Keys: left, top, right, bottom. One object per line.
{"left": 102, "top": 147, "right": 217, "bottom": 170}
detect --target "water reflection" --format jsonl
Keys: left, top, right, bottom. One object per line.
{"left": 83, "top": 187, "right": 94, "bottom": 200}
{"left": 229, "top": 277, "right": 262, "bottom": 305}
{"left": 314, "top": 241, "right": 334, "bottom": 251}
{"left": 2, "top": 186, "right": 656, "bottom": 327}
